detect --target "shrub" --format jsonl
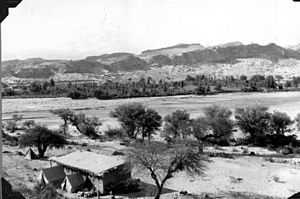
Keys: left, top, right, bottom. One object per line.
{"left": 33, "top": 183, "right": 61, "bottom": 199}
{"left": 104, "top": 128, "right": 125, "bottom": 140}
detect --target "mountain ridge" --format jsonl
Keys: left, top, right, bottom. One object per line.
{"left": 3, "top": 42, "right": 300, "bottom": 82}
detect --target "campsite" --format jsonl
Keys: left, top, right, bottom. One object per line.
{"left": 2, "top": 91, "right": 300, "bottom": 199}
{"left": 2, "top": 1, "right": 300, "bottom": 198}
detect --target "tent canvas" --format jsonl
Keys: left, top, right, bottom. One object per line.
{"left": 24, "top": 148, "right": 38, "bottom": 160}
{"left": 61, "top": 173, "right": 84, "bottom": 193}
{"left": 38, "top": 166, "right": 66, "bottom": 187}
{"left": 84, "top": 176, "right": 94, "bottom": 191}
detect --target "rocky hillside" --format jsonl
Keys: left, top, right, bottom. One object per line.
{"left": 287, "top": 44, "right": 300, "bottom": 53}
{"left": 2, "top": 42, "right": 300, "bottom": 83}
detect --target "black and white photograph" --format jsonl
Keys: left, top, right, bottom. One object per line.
{"left": 1, "top": 0, "right": 300, "bottom": 198}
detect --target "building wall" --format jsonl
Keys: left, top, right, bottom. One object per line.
{"left": 102, "top": 163, "right": 132, "bottom": 193}
{"left": 52, "top": 162, "right": 131, "bottom": 194}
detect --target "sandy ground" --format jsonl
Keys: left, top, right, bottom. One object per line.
{"left": 3, "top": 142, "right": 300, "bottom": 199}
{"left": 3, "top": 92, "right": 300, "bottom": 136}
{"left": 3, "top": 92, "right": 300, "bottom": 198}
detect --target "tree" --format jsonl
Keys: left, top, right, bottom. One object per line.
{"left": 19, "top": 125, "right": 66, "bottom": 158}
{"left": 190, "top": 117, "right": 209, "bottom": 153}
{"left": 235, "top": 106, "right": 271, "bottom": 145}
{"left": 240, "top": 75, "right": 247, "bottom": 81}
{"left": 163, "top": 110, "right": 190, "bottom": 139}
{"left": 265, "top": 75, "right": 277, "bottom": 89}
{"left": 50, "top": 78, "right": 55, "bottom": 87}
{"left": 110, "top": 103, "right": 146, "bottom": 139}
{"left": 296, "top": 113, "right": 300, "bottom": 131}
{"left": 131, "top": 142, "right": 208, "bottom": 199}
{"left": 204, "top": 105, "right": 234, "bottom": 145}
{"left": 195, "top": 84, "right": 206, "bottom": 95}
{"left": 23, "top": 120, "right": 36, "bottom": 130}
{"left": 4, "top": 114, "right": 23, "bottom": 133}
{"left": 50, "top": 109, "right": 74, "bottom": 134}
{"left": 69, "top": 113, "right": 102, "bottom": 139}
{"left": 78, "top": 116, "right": 102, "bottom": 139}
{"left": 270, "top": 111, "right": 293, "bottom": 135}
{"left": 139, "top": 108, "right": 162, "bottom": 142}
{"left": 275, "top": 75, "right": 283, "bottom": 84}
{"left": 5, "top": 120, "right": 17, "bottom": 133}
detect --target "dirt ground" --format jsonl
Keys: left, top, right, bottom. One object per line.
{"left": 3, "top": 91, "right": 300, "bottom": 137}
{"left": 2, "top": 92, "right": 300, "bottom": 198}
{"left": 3, "top": 141, "right": 300, "bottom": 199}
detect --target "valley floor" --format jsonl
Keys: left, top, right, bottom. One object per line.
{"left": 3, "top": 142, "right": 300, "bottom": 199}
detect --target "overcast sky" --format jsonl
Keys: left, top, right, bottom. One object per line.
{"left": 2, "top": 0, "right": 300, "bottom": 61}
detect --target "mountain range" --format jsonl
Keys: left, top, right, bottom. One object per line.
{"left": 3, "top": 42, "right": 300, "bottom": 83}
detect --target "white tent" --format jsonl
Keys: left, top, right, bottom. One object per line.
{"left": 38, "top": 166, "right": 66, "bottom": 187}
{"left": 61, "top": 173, "right": 84, "bottom": 193}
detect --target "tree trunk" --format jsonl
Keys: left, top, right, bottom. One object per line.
{"left": 37, "top": 144, "right": 47, "bottom": 158}
{"left": 198, "top": 140, "right": 204, "bottom": 154}
{"left": 154, "top": 186, "right": 163, "bottom": 199}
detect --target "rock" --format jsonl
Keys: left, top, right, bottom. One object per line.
{"left": 179, "top": 191, "right": 188, "bottom": 195}
{"left": 204, "top": 194, "right": 213, "bottom": 199}
{"left": 15, "top": 151, "right": 24, "bottom": 156}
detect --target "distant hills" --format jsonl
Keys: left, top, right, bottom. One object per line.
{"left": 3, "top": 42, "right": 300, "bottom": 83}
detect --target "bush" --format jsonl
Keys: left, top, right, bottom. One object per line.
{"left": 207, "top": 152, "right": 234, "bottom": 159}
{"left": 106, "top": 179, "right": 141, "bottom": 194}
{"left": 104, "top": 128, "right": 125, "bottom": 140}
{"left": 33, "top": 183, "right": 61, "bottom": 199}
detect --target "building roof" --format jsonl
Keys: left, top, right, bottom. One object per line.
{"left": 50, "top": 151, "right": 129, "bottom": 177}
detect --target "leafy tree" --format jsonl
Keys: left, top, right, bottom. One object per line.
{"left": 4, "top": 114, "right": 23, "bottom": 133}
{"left": 5, "top": 120, "right": 17, "bottom": 133}
{"left": 110, "top": 103, "right": 146, "bottom": 139}
{"left": 235, "top": 106, "right": 271, "bottom": 145}
{"left": 163, "top": 110, "right": 190, "bottom": 139}
{"left": 240, "top": 75, "right": 247, "bottom": 81}
{"left": 250, "top": 75, "right": 265, "bottom": 82}
{"left": 270, "top": 111, "right": 293, "bottom": 135}
{"left": 19, "top": 125, "right": 66, "bottom": 158}
{"left": 50, "top": 78, "right": 55, "bottom": 87}
{"left": 139, "top": 108, "right": 162, "bottom": 142}
{"left": 295, "top": 113, "right": 300, "bottom": 131}
{"left": 70, "top": 113, "right": 86, "bottom": 133}
{"left": 50, "top": 109, "right": 74, "bottom": 134}
{"left": 214, "top": 83, "right": 222, "bottom": 92}
{"left": 204, "top": 105, "right": 234, "bottom": 145}
{"left": 190, "top": 117, "right": 209, "bottom": 153}
{"left": 23, "top": 120, "right": 36, "bottom": 130}
{"left": 265, "top": 75, "right": 277, "bottom": 89}
{"left": 131, "top": 141, "right": 208, "bottom": 199}
{"left": 195, "top": 84, "right": 206, "bottom": 95}
{"left": 275, "top": 75, "right": 283, "bottom": 84}
{"left": 77, "top": 116, "right": 102, "bottom": 139}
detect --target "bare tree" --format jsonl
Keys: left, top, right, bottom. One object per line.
{"left": 130, "top": 141, "right": 208, "bottom": 199}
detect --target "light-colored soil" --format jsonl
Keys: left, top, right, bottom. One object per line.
{"left": 3, "top": 91, "right": 300, "bottom": 137}
{"left": 3, "top": 142, "right": 300, "bottom": 199}
{"left": 3, "top": 92, "right": 300, "bottom": 198}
